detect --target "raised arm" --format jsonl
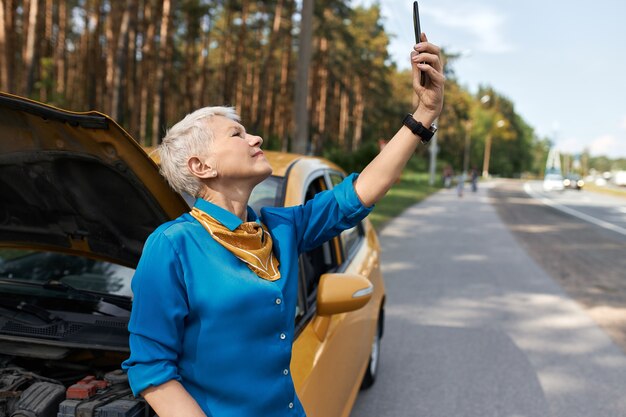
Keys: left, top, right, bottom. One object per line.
{"left": 354, "top": 33, "right": 444, "bottom": 207}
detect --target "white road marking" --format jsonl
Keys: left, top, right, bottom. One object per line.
{"left": 524, "top": 182, "right": 626, "bottom": 237}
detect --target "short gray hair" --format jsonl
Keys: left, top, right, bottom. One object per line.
{"left": 158, "top": 106, "right": 240, "bottom": 197}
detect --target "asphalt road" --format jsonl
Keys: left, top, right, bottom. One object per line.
{"left": 350, "top": 180, "right": 626, "bottom": 417}
{"left": 525, "top": 180, "right": 626, "bottom": 233}
{"left": 491, "top": 180, "right": 626, "bottom": 351}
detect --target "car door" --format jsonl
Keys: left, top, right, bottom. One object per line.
{"left": 291, "top": 171, "right": 376, "bottom": 417}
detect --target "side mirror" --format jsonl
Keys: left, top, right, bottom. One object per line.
{"left": 316, "top": 273, "right": 373, "bottom": 316}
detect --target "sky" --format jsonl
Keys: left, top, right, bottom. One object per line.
{"left": 358, "top": 0, "right": 626, "bottom": 158}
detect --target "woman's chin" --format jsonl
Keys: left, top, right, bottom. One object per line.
{"left": 249, "top": 166, "right": 273, "bottom": 185}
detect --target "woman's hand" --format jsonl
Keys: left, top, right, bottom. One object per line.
{"left": 142, "top": 380, "right": 207, "bottom": 417}
{"left": 411, "top": 32, "right": 444, "bottom": 123}
{"left": 353, "top": 34, "right": 445, "bottom": 207}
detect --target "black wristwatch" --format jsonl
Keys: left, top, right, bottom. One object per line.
{"left": 402, "top": 113, "right": 438, "bottom": 144}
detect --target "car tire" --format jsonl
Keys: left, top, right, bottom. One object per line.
{"left": 360, "top": 317, "right": 382, "bottom": 390}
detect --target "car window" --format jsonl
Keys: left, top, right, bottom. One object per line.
{"left": 249, "top": 176, "right": 283, "bottom": 214}
{"left": 545, "top": 174, "right": 563, "bottom": 180}
{"left": 296, "top": 176, "right": 341, "bottom": 314}
{"left": 329, "top": 173, "right": 365, "bottom": 260}
{"left": 0, "top": 249, "right": 135, "bottom": 298}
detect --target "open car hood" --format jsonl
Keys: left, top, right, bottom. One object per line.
{"left": 0, "top": 92, "right": 189, "bottom": 266}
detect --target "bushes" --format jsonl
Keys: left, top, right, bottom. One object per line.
{"left": 323, "top": 141, "right": 380, "bottom": 174}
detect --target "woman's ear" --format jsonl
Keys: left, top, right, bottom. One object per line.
{"left": 188, "top": 156, "right": 217, "bottom": 179}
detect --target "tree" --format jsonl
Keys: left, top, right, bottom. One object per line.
{"left": 0, "top": 0, "right": 8, "bottom": 91}
{"left": 2, "top": 0, "right": 546, "bottom": 177}
{"left": 293, "top": 0, "right": 313, "bottom": 154}
{"left": 151, "top": 0, "right": 174, "bottom": 145}
{"left": 23, "top": 0, "right": 40, "bottom": 96}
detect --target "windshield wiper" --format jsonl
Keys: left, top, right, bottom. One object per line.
{"left": 0, "top": 298, "right": 60, "bottom": 323}
{"left": 0, "top": 278, "right": 132, "bottom": 311}
{"left": 43, "top": 280, "right": 132, "bottom": 311}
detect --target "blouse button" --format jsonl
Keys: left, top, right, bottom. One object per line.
{"left": 275, "top": 298, "right": 282, "bottom": 305}
{"left": 289, "top": 402, "right": 294, "bottom": 409}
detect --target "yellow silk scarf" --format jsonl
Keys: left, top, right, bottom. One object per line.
{"left": 190, "top": 207, "right": 281, "bottom": 281}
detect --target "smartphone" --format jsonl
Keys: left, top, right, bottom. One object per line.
{"left": 413, "top": 1, "right": 427, "bottom": 86}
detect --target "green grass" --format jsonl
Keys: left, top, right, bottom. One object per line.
{"left": 369, "top": 169, "right": 441, "bottom": 230}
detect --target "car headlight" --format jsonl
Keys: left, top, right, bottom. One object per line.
{"left": 577, "top": 180, "right": 584, "bottom": 187}
{"left": 563, "top": 179, "right": 571, "bottom": 186}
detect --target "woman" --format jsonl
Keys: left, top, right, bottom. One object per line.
{"left": 122, "top": 35, "right": 444, "bottom": 417}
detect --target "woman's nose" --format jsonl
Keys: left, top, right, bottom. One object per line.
{"left": 247, "top": 133, "right": 263, "bottom": 147}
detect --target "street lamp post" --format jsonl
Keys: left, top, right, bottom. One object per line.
{"left": 482, "top": 132, "right": 493, "bottom": 179}
{"left": 463, "top": 119, "right": 472, "bottom": 175}
{"left": 479, "top": 94, "right": 491, "bottom": 179}
{"left": 481, "top": 119, "right": 505, "bottom": 179}
{"left": 428, "top": 125, "right": 438, "bottom": 186}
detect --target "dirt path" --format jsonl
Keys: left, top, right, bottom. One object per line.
{"left": 489, "top": 180, "right": 626, "bottom": 352}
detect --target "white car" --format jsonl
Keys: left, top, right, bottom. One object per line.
{"left": 543, "top": 174, "right": 565, "bottom": 191}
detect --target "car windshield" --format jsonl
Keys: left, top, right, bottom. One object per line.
{"left": 0, "top": 177, "right": 285, "bottom": 301}
{"left": 249, "top": 176, "right": 284, "bottom": 214}
{"left": 545, "top": 174, "right": 563, "bottom": 181}
{"left": 0, "top": 249, "right": 135, "bottom": 298}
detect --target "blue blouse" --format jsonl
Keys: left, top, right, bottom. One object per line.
{"left": 121, "top": 173, "right": 372, "bottom": 417}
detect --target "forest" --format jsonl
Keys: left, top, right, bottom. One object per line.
{"left": 0, "top": 0, "right": 569, "bottom": 177}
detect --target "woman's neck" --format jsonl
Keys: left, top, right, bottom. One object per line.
{"left": 198, "top": 184, "right": 252, "bottom": 222}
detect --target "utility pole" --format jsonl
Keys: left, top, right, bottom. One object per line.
{"left": 428, "top": 119, "right": 439, "bottom": 186}
{"left": 482, "top": 132, "right": 492, "bottom": 179}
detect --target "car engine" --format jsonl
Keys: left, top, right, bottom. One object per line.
{"left": 0, "top": 357, "right": 153, "bottom": 417}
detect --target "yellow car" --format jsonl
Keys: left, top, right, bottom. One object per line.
{"left": 0, "top": 92, "right": 385, "bottom": 417}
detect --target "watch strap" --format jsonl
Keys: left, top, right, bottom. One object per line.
{"left": 402, "top": 113, "right": 435, "bottom": 144}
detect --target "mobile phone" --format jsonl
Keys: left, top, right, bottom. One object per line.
{"left": 413, "top": 1, "right": 426, "bottom": 86}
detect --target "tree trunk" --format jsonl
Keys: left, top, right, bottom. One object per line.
{"left": 234, "top": 0, "right": 249, "bottom": 113}
{"left": 86, "top": 0, "right": 101, "bottom": 109}
{"left": 4, "top": 0, "right": 15, "bottom": 92}
{"left": 338, "top": 81, "right": 349, "bottom": 151}
{"left": 352, "top": 76, "right": 364, "bottom": 152}
{"left": 199, "top": 12, "right": 212, "bottom": 106}
{"left": 250, "top": 38, "right": 262, "bottom": 126}
{"left": 54, "top": 0, "right": 67, "bottom": 97}
{"left": 22, "top": 0, "right": 39, "bottom": 96}
{"left": 126, "top": 0, "right": 140, "bottom": 137}
{"left": 275, "top": 2, "right": 293, "bottom": 151}
{"left": 104, "top": 1, "right": 121, "bottom": 113}
{"left": 258, "top": 0, "right": 283, "bottom": 133}
{"left": 44, "top": 0, "right": 51, "bottom": 51}
{"left": 312, "top": 36, "right": 328, "bottom": 155}
{"left": 183, "top": 7, "right": 195, "bottom": 112}
{"left": 220, "top": 2, "right": 234, "bottom": 104}
{"left": 0, "top": 0, "right": 8, "bottom": 91}
{"left": 139, "top": 0, "right": 157, "bottom": 145}
{"left": 111, "top": 0, "right": 132, "bottom": 122}
{"left": 151, "top": 0, "right": 173, "bottom": 146}
{"left": 292, "top": 0, "right": 313, "bottom": 154}
{"left": 38, "top": 0, "right": 54, "bottom": 103}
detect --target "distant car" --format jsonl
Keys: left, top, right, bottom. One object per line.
{"left": 0, "top": 92, "right": 385, "bottom": 417}
{"left": 563, "top": 174, "right": 584, "bottom": 190}
{"left": 613, "top": 171, "right": 626, "bottom": 186}
{"left": 543, "top": 173, "right": 565, "bottom": 191}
